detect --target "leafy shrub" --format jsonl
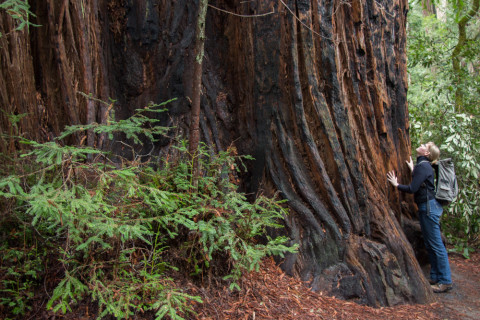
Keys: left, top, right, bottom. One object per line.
{"left": 436, "top": 114, "right": 480, "bottom": 256}
{"left": 407, "top": 2, "right": 480, "bottom": 255}
{"left": 0, "top": 99, "right": 296, "bottom": 319}
{"left": 409, "top": 86, "right": 480, "bottom": 257}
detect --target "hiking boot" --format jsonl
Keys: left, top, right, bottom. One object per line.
{"left": 431, "top": 283, "right": 453, "bottom": 293}
{"left": 429, "top": 279, "right": 438, "bottom": 285}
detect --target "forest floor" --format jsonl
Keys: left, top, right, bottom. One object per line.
{"left": 192, "top": 249, "right": 480, "bottom": 320}
{"left": 19, "top": 248, "right": 480, "bottom": 319}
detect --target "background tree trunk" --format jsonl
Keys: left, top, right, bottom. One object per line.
{"left": 189, "top": 0, "right": 209, "bottom": 185}
{"left": 421, "top": 0, "right": 436, "bottom": 16}
{"left": 0, "top": 0, "right": 433, "bottom": 306}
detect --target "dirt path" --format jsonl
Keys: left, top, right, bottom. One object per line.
{"left": 432, "top": 251, "right": 480, "bottom": 320}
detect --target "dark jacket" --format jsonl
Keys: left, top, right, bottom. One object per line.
{"left": 397, "top": 156, "right": 436, "bottom": 204}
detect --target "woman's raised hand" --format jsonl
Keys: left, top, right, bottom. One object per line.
{"left": 406, "top": 156, "right": 414, "bottom": 172}
{"left": 387, "top": 171, "right": 399, "bottom": 187}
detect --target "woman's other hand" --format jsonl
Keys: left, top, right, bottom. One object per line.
{"left": 406, "top": 156, "right": 414, "bottom": 172}
{"left": 387, "top": 171, "right": 399, "bottom": 187}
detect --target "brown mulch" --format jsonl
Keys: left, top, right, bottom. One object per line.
{"left": 189, "top": 250, "right": 480, "bottom": 320}
{"left": 191, "top": 258, "right": 440, "bottom": 320}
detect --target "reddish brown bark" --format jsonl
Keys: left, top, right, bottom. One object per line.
{"left": 0, "top": 11, "right": 39, "bottom": 151}
{"left": 0, "top": 0, "right": 432, "bottom": 306}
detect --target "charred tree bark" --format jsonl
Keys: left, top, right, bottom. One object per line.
{"left": 0, "top": 0, "right": 433, "bottom": 306}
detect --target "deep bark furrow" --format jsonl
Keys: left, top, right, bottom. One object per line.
{"left": 295, "top": 4, "right": 363, "bottom": 233}
{"left": 337, "top": 2, "right": 380, "bottom": 177}
{"left": 273, "top": 110, "right": 342, "bottom": 240}
{"left": 267, "top": 153, "right": 326, "bottom": 240}
{"left": 317, "top": 0, "right": 369, "bottom": 229}
{"left": 288, "top": 13, "right": 352, "bottom": 236}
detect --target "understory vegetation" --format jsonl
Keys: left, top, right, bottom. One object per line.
{"left": 407, "top": 0, "right": 480, "bottom": 256}
{"left": 0, "top": 100, "right": 296, "bottom": 319}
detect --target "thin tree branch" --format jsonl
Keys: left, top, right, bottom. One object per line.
{"left": 208, "top": 4, "right": 275, "bottom": 17}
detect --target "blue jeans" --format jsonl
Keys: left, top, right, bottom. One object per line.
{"left": 418, "top": 199, "right": 452, "bottom": 284}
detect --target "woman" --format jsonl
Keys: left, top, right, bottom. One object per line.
{"left": 387, "top": 142, "right": 453, "bottom": 293}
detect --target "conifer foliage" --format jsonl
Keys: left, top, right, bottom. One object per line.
{"left": 0, "top": 99, "right": 296, "bottom": 319}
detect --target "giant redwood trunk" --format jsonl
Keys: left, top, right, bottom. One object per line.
{"left": 0, "top": 0, "right": 433, "bottom": 306}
